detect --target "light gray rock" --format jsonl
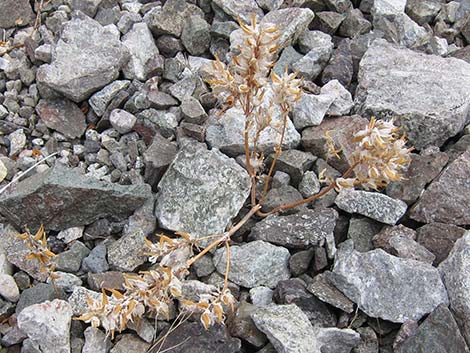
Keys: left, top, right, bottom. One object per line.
{"left": 8, "top": 129, "right": 26, "bottom": 157}
{"left": 298, "top": 30, "right": 333, "bottom": 55}
{"left": 213, "top": 0, "right": 263, "bottom": 22}
{"left": 49, "top": 272, "right": 82, "bottom": 292}
{"left": 36, "top": 99, "right": 87, "bottom": 139}
{"left": 372, "top": 0, "right": 406, "bottom": 16}
{"left": 250, "top": 287, "right": 274, "bottom": 306}
{"left": 320, "top": 80, "right": 353, "bottom": 116}
{"left": 273, "top": 46, "right": 304, "bottom": 76}
{"left": 335, "top": 189, "right": 408, "bottom": 225}
{"left": 206, "top": 106, "right": 300, "bottom": 156}
{"left": 355, "top": 40, "right": 470, "bottom": 150}
{"left": 256, "top": 0, "right": 284, "bottom": 11}
{"left": 17, "top": 300, "right": 72, "bottom": 353}
{"left": 82, "top": 327, "right": 112, "bottom": 353}
{"left": 67, "top": 286, "right": 101, "bottom": 316}
{"left": 57, "top": 227, "right": 84, "bottom": 244}
{"left": 0, "top": 164, "right": 151, "bottom": 231}
{"left": 292, "top": 93, "right": 335, "bottom": 130}
{"left": 298, "top": 171, "right": 321, "bottom": 198}
{"left": 110, "top": 334, "right": 150, "bottom": 353}
{"left": 410, "top": 149, "right": 470, "bottom": 226}
{"left": 181, "top": 15, "right": 211, "bottom": 56}
{"left": 292, "top": 32, "right": 334, "bottom": 80}
{"left": 249, "top": 209, "right": 338, "bottom": 249}
{"left": 108, "top": 230, "right": 148, "bottom": 271}
{"left": 37, "top": 15, "right": 130, "bottom": 102}
{"left": 56, "top": 241, "right": 90, "bottom": 273}
{"left": 213, "top": 240, "right": 290, "bottom": 289}
{"left": 0, "top": 274, "right": 19, "bottom": 302}
{"left": 109, "top": 109, "right": 137, "bottom": 134}
{"left": 331, "top": 241, "right": 449, "bottom": 323}
{"left": 122, "top": 23, "right": 160, "bottom": 81}
{"left": 315, "top": 327, "right": 361, "bottom": 353}
{"left": 89, "top": 80, "right": 130, "bottom": 117}
{"left": 439, "top": 231, "right": 470, "bottom": 346}
{"left": 155, "top": 142, "right": 250, "bottom": 239}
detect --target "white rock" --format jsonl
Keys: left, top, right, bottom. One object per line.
{"left": 0, "top": 274, "right": 19, "bottom": 302}
{"left": 292, "top": 93, "right": 335, "bottom": 130}
{"left": 321, "top": 80, "right": 354, "bottom": 116}
{"left": 109, "top": 109, "right": 137, "bottom": 134}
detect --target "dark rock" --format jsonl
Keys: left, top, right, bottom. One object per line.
{"left": 36, "top": 99, "right": 87, "bottom": 139}
{"left": 311, "top": 11, "right": 346, "bottom": 34}
{"left": 410, "top": 149, "right": 470, "bottom": 225}
{"left": 450, "top": 45, "right": 470, "bottom": 64}
{"left": 372, "top": 225, "right": 416, "bottom": 251}
{"left": 347, "top": 216, "right": 383, "bottom": 252}
{"left": 307, "top": 272, "right": 355, "bottom": 313}
{"left": 266, "top": 150, "right": 316, "bottom": 186}
{"left": 261, "top": 185, "right": 305, "bottom": 214}
{"left": 416, "top": 222, "right": 466, "bottom": 265}
{"left": 0, "top": 164, "right": 151, "bottom": 231}
{"left": 143, "top": 133, "right": 178, "bottom": 189}
{"left": 338, "top": 9, "right": 372, "bottom": 38}
{"left": 110, "top": 334, "right": 150, "bottom": 353}
{"left": 395, "top": 305, "right": 469, "bottom": 353}
{"left": 181, "top": 16, "right": 211, "bottom": 56}
{"left": 322, "top": 38, "right": 354, "bottom": 87}
{"left": 385, "top": 236, "right": 436, "bottom": 264}
{"left": 289, "top": 248, "right": 314, "bottom": 276}
{"left": 405, "top": 0, "right": 442, "bottom": 25}
{"left": 16, "top": 283, "right": 58, "bottom": 314}
{"left": 249, "top": 208, "right": 337, "bottom": 249}
{"left": 445, "top": 134, "right": 470, "bottom": 163}
{"left": 228, "top": 301, "right": 268, "bottom": 348}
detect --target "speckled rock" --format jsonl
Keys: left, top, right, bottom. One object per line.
{"left": 155, "top": 142, "right": 250, "bottom": 239}
{"left": 0, "top": 0, "right": 34, "bottom": 28}
{"left": 213, "top": 0, "right": 263, "bottom": 22}
{"left": 108, "top": 230, "right": 148, "bottom": 272}
{"left": 331, "top": 241, "right": 448, "bottom": 323}
{"left": 82, "top": 327, "right": 112, "bottom": 353}
{"left": 213, "top": 240, "right": 290, "bottom": 289}
{"left": 335, "top": 189, "right": 407, "bottom": 225}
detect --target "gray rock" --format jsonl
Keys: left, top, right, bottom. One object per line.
{"left": 206, "top": 106, "right": 300, "bottom": 156}
{"left": 67, "top": 286, "right": 101, "bottom": 316}
{"left": 37, "top": 15, "right": 130, "bottom": 103}
{"left": 289, "top": 248, "right": 314, "bottom": 277}
{"left": 155, "top": 142, "right": 250, "bottom": 239}
{"left": 256, "top": 0, "right": 284, "bottom": 11}
{"left": 109, "top": 109, "right": 137, "bottom": 134}
{"left": 416, "top": 222, "right": 466, "bottom": 265}
{"left": 110, "top": 334, "right": 150, "bottom": 353}
{"left": 266, "top": 150, "right": 316, "bottom": 186}
{"left": 36, "top": 99, "right": 86, "bottom": 139}
{"left": 354, "top": 40, "right": 470, "bottom": 150}
{"left": 229, "top": 301, "right": 268, "bottom": 348}
{"left": 213, "top": 240, "right": 290, "bottom": 289}
{"left": 108, "top": 230, "right": 148, "bottom": 271}
{"left": 69, "top": 0, "right": 103, "bottom": 18}
{"left": 331, "top": 241, "right": 449, "bottom": 323}
{"left": 324, "top": 0, "right": 352, "bottom": 13}
{"left": 335, "top": 189, "right": 408, "bottom": 225}
{"left": 87, "top": 271, "right": 125, "bottom": 292}
{"left": 385, "top": 236, "right": 436, "bottom": 264}
{"left": 347, "top": 217, "right": 383, "bottom": 252}
{"left": 273, "top": 46, "right": 304, "bottom": 76}
{"left": 0, "top": 164, "right": 151, "bottom": 231}
{"left": 261, "top": 185, "right": 305, "bottom": 214}
{"left": 410, "top": 149, "right": 470, "bottom": 225}
{"left": 395, "top": 304, "right": 470, "bottom": 353}
{"left": 0, "top": 274, "right": 19, "bottom": 302}
{"left": 181, "top": 96, "right": 207, "bottom": 124}
{"left": 439, "top": 231, "right": 470, "bottom": 346}
{"left": 250, "top": 287, "right": 274, "bottom": 306}
{"left": 89, "top": 80, "right": 130, "bottom": 117}
{"left": 372, "top": 0, "right": 406, "bottom": 16}
{"left": 143, "top": 133, "right": 178, "bottom": 188}
{"left": 307, "top": 272, "right": 355, "bottom": 313}
{"left": 311, "top": 11, "right": 346, "bottom": 34}
{"left": 49, "top": 272, "right": 82, "bottom": 292}
{"left": 298, "top": 171, "right": 321, "bottom": 199}
{"left": 213, "top": 0, "right": 263, "bottom": 22}
{"left": 292, "top": 93, "right": 335, "bottom": 130}
{"left": 405, "top": 0, "right": 442, "bottom": 25}
{"left": 16, "top": 283, "right": 58, "bottom": 314}
{"left": 249, "top": 208, "right": 337, "bottom": 249}
{"left": 182, "top": 16, "right": 211, "bottom": 56}
{"left": 169, "top": 75, "right": 197, "bottom": 102}
{"left": 292, "top": 34, "right": 334, "bottom": 80}
{"left": 8, "top": 129, "right": 26, "bottom": 157}
{"left": 82, "top": 243, "right": 109, "bottom": 273}
{"left": 56, "top": 241, "right": 90, "bottom": 273}
{"left": 338, "top": 9, "right": 372, "bottom": 38}
{"left": 122, "top": 23, "right": 161, "bottom": 81}
{"left": 82, "top": 327, "right": 112, "bottom": 353}
{"left": 298, "top": 30, "right": 333, "bottom": 55}
{"left": 17, "top": 300, "right": 72, "bottom": 353}
{"left": 354, "top": 327, "right": 378, "bottom": 353}
{"left": 322, "top": 39, "right": 353, "bottom": 88}
{"left": 57, "top": 227, "right": 84, "bottom": 244}
{"left": 1, "top": 325, "right": 28, "bottom": 347}
{"left": 321, "top": 80, "right": 353, "bottom": 116}
{"left": 0, "top": 0, "right": 33, "bottom": 28}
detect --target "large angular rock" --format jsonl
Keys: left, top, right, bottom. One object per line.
{"left": 36, "top": 98, "right": 86, "bottom": 139}
{"left": 0, "top": 164, "right": 151, "bottom": 231}
{"left": 0, "top": 0, "right": 33, "bottom": 28}
{"left": 439, "top": 231, "right": 470, "bottom": 346}
{"left": 121, "top": 23, "right": 161, "bottom": 81}
{"left": 410, "top": 150, "right": 470, "bottom": 225}
{"left": 155, "top": 142, "right": 250, "bottom": 238}
{"left": 331, "top": 241, "right": 448, "bottom": 323}
{"left": 249, "top": 209, "right": 338, "bottom": 249}
{"left": 37, "top": 15, "right": 130, "bottom": 102}
{"left": 355, "top": 40, "right": 470, "bottom": 150}
{"left": 206, "top": 106, "right": 300, "bottom": 156}
{"left": 395, "top": 304, "right": 470, "bottom": 353}
{"left": 213, "top": 240, "right": 290, "bottom": 289}
{"left": 17, "top": 300, "right": 72, "bottom": 353}
{"left": 335, "top": 189, "right": 408, "bottom": 225}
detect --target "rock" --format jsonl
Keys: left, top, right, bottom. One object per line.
{"left": 324, "top": 0, "right": 353, "bottom": 13}
{"left": 307, "top": 272, "right": 355, "bottom": 313}
{"left": 110, "top": 334, "right": 150, "bottom": 353}
{"left": 273, "top": 46, "right": 304, "bottom": 76}
{"left": 146, "top": 90, "right": 178, "bottom": 110}
{"left": 122, "top": 23, "right": 161, "bottom": 81}
{"left": 355, "top": 40, "right": 470, "bottom": 150}
{"left": 81, "top": 242, "right": 109, "bottom": 273}
{"left": 386, "top": 148, "right": 448, "bottom": 205}
{"left": 395, "top": 304, "right": 470, "bottom": 353}
{"left": 181, "top": 96, "right": 207, "bottom": 124}
{"left": 206, "top": 106, "right": 300, "bottom": 156}
{"left": 16, "top": 283, "right": 59, "bottom": 314}
{"left": 156, "top": 321, "right": 241, "bottom": 353}
{"left": 335, "top": 189, "right": 407, "bottom": 225}
{"left": 37, "top": 15, "right": 130, "bottom": 103}
{"left": 354, "top": 327, "right": 378, "bottom": 353}
{"left": 87, "top": 271, "right": 125, "bottom": 292}
{"left": 109, "top": 109, "right": 137, "bottom": 134}
{"left": 0, "top": 0, "right": 33, "bottom": 28}
{"left": 50, "top": 272, "right": 82, "bottom": 292}
{"left": 213, "top": 0, "right": 263, "bottom": 22}
{"left": 331, "top": 241, "right": 448, "bottom": 323}
{"left": 322, "top": 39, "right": 353, "bottom": 88}
{"left": 315, "top": 327, "right": 361, "bottom": 353}
{"left": 439, "top": 231, "right": 470, "bottom": 345}
{"left": 405, "top": 0, "right": 442, "bottom": 25}
{"left": 182, "top": 16, "right": 211, "bottom": 56}
{"left": 0, "top": 164, "right": 151, "bottom": 231}
{"left": 320, "top": 80, "right": 353, "bottom": 116}
{"left": 298, "top": 171, "right": 320, "bottom": 199}
{"left": 155, "top": 142, "right": 250, "bottom": 239}
{"left": 292, "top": 93, "right": 335, "bottom": 130}
{"left": 250, "top": 287, "right": 274, "bottom": 306}
{"left": 297, "top": 30, "right": 333, "bottom": 55}
{"left": 56, "top": 241, "right": 90, "bottom": 273}
{"left": 17, "top": 300, "right": 72, "bottom": 353}
{"left": 410, "top": 150, "right": 470, "bottom": 225}
{"left": 416, "top": 222, "right": 466, "bottom": 265}
{"left": 451, "top": 46, "right": 470, "bottom": 64}
{"left": 251, "top": 304, "right": 318, "bottom": 353}
{"left": 89, "top": 80, "right": 130, "bottom": 117}
{"left": 373, "top": 0, "right": 406, "bottom": 16}
{"left": 338, "top": 9, "right": 372, "bottom": 38}
{"left": 8, "top": 129, "right": 26, "bottom": 157}
{"left": 0, "top": 244, "right": 12, "bottom": 275}
{"left": 0, "top": 274, "right": 19, "bottom": 302}
{"left": 372, "top": 224, "right": 417, "bottom": 251}
{"left": 311, "top": 11, "right": 346, "bottom": 34}
{"left": 292, "top": 34, "right": 334, "bottom": 80}
{"left": 213, "top": 240, "right": 290, "bottom": 289}
{"left": 143, "top": 133, "right": 177, "bottom": 188}
{"left": 266, "top": 150, "right": 316, "bottom": 186}
{"left": 108, "top": 230, "right": 148, "bottom": 271}
{"left": 347, "top": 216, "right": 382, "bottom": 252}
{"left": 386, "top": 236, "right": 436, "bottom": 264}
{"left": 82, "top": 327, "right": 112, "bottom": 353}
{"left": 261, "top": 185, "right": 305, "bottom": 214}
{"left": 67, "top": 286, "right": 101, "bottom": 316}
{"left": 229, "top": 302, "right": 268, "bottom": 348}
{"left": 57, "top": 227, "right": 84, "bottom": 244}
{"left": 1, "top": 325, "right": 28, "bottom": 347}
{"left": 249, "top": 208, "right": 337, "bottom": 249}
{"left": 289, "top": 248, "right": 314, "bottom": 276}
{"left": 36, "top": 99, "right": 87, "bottom": 139}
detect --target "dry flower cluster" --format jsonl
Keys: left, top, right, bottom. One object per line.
{"left": 18, "top": 14, "right": 413, "bottom": 346}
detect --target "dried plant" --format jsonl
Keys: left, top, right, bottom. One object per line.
{"left": 75, "top": 13, "right": 413, "bottom": 345}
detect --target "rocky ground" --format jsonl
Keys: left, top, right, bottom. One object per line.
{"left": 0, "top": 0, "right": 469, "bottom": 352}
